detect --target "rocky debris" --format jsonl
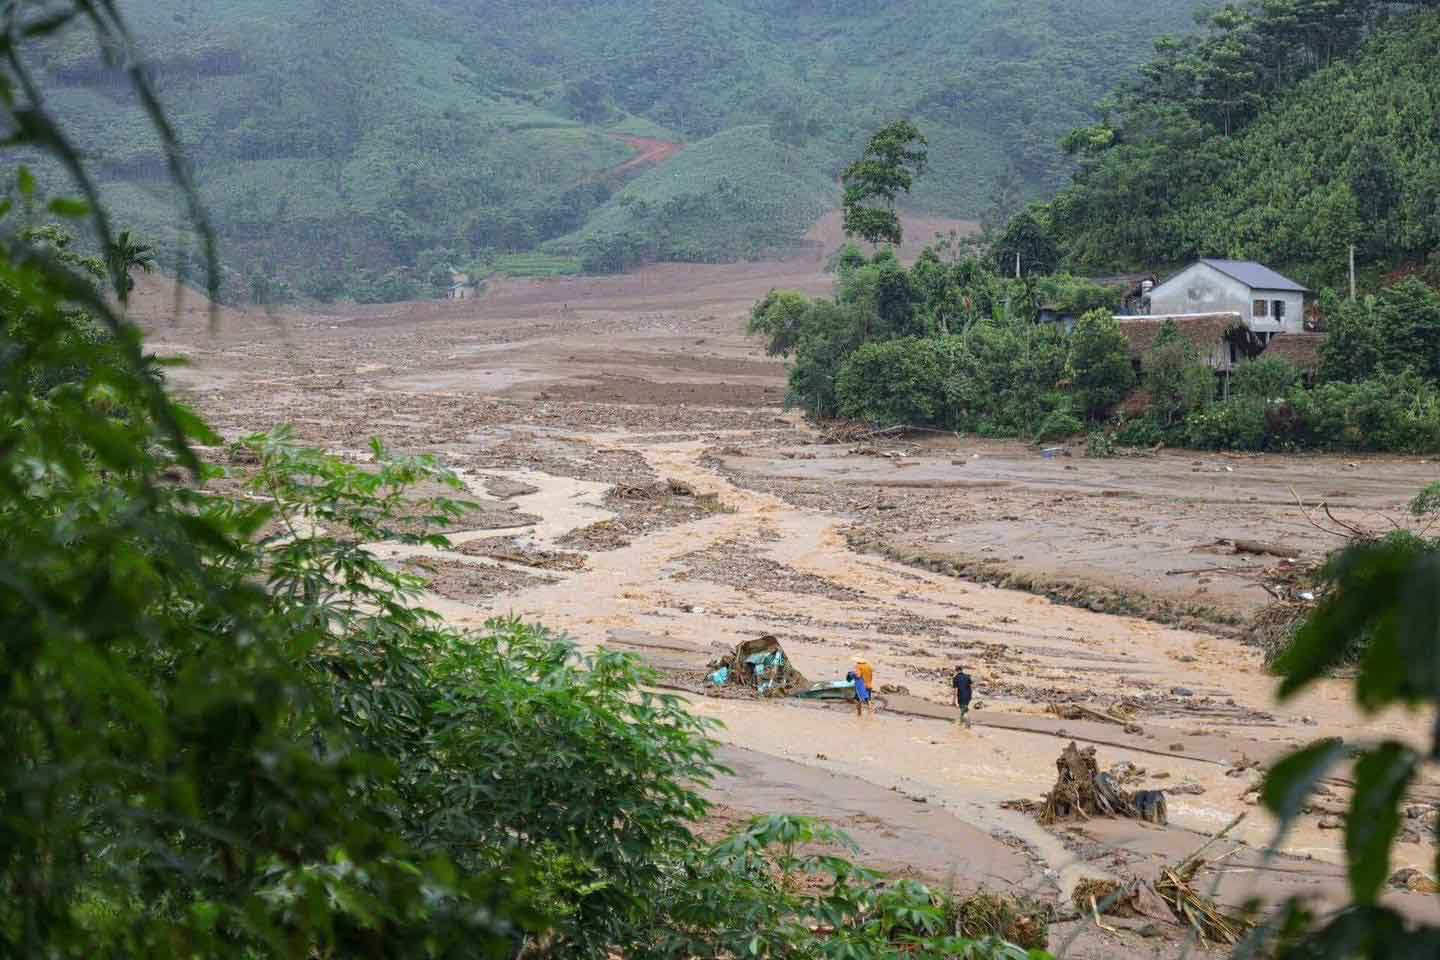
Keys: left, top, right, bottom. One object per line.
{"left": 469, "top": 435, "right": 656, "bottom": 485}
{"left": 457, "top": 536, "right": 587, "bottom": 571}
{"left": 1050, "top": 700, "right": 1139, "bottom": 726}
{"left": 557, "top": 518, "right": 634, "bottom": 551}
{"left": 1389, "top": 868, "right": 1440, "bottom": 893}
{"left": 1319, "top": 815, "right": 1345, "bottom": 830}
{"left": 558, "top": 478, "right": 732, "bottom": 552}
{"left": 674, "top": 540, "right": 864, "bottom": 601}
{"left": 1166, "top": 781, "right": 1206, "bottom": 796}
{"left": 1109, "top": 762, "right": 1146, "bottom": 786}
{"left": 1406, "top": 804, "right": 1439, "bottom": 828}
{"left": 401, "top": 556, "right": 558, "bottom": 603}
{"left": 481, "top": 476, "right": 540, "bottom": 499}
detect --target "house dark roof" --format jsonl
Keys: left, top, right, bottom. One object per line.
{"left": 1259, "top": 332, "right": 1326, "bottom": 372}
{"left": 1198, "top": 259, "right": 1309, "bottom": 293}
{"left": 1116, "top": 313, "right": 1245, "bottom": 358}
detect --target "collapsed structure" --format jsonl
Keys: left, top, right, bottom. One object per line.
{"left": 707, "top": 635, "right": 808, "bottom": 697}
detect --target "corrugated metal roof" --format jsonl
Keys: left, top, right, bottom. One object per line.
{"left": 1198, "top": 259, "right": 1309, "bottom": 293}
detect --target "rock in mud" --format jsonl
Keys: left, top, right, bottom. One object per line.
{"left": 1319, "top": 815, "right": 1345, "bottom": 830}
{"left": 1389, "top": 868, "right": 1439, "bottom": 893}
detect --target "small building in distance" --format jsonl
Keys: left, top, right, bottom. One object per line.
{"left": 448, "top": 271, "right": 478, "bottom": 300}
{"left": 1144, "top": 260, "right": 1308, "bottom": 339}
{"left": 1036, "top": 304, "right": 1078, "bottom": 333}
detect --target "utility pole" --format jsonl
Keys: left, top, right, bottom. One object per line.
{"left": 1348, "top": 244, "right": 1356, "bottom": 301}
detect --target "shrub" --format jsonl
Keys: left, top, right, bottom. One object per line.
{"left": 1033, "top": 395, "right": 1084, "bottom": 442}
{"left": 1144, "top": 330, "right": 1215, "bottom": 426}
{"left": 1069, "top": 309, "right": 1136, "bottom": 419}
{"left": 1085, "top": 431, "right": 1117, "bottom": 458}
{"left": 836, "top": 337, "right": 945, "bottom": 426}
{"left": 1112, "top": 413, "right": 1166, "bottom": 447}
{"left": 1232, "top": 357, "right": 1301, "bottom": 401}
{"left": 1183, "top": 397, "right": 1268, "bottom": 450}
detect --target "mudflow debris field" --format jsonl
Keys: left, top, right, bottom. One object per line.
{"left": 135, "top": 241, "right": 1440, "bottom": 956}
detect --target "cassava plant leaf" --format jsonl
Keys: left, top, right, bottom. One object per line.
{"left": 1346, "top": 742, "right": 1419, "bottom": 905}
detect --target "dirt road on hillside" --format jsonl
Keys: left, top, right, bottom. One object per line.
{"left": 133, "top": 229, "right": 1439, "bottom": 956}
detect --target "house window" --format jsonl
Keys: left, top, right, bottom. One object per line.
{"left": 1273, "top": 300, "right": 1286, "bottom": 322}
{"left": 1252, "top": 299, "right": 1268, "bottom": 318}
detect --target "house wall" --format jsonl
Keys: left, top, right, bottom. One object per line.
{"left": 1148, "top": 263, "right": 1303, "bottom": 333}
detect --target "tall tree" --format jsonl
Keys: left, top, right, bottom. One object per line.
{"left": 840, "top": 120, "right": 928, "bottom": 246}
{"left": 105, "top": 229, "right": 155, "bottom": 313}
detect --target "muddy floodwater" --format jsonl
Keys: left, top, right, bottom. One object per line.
{"left": 133, "top": 235, "right": 1440, "bottom": 956}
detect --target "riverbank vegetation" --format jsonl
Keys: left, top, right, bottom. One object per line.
{"left": 750, "top": 248, "right": 1440, "bottom": 453}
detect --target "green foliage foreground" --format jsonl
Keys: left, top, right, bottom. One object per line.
{"left": 1259, "top": 526, "right": 1440, "bottom": 956}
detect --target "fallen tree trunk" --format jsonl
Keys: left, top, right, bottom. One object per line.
{"left": 1232, "top": 539, "right": 1302, "bottom": 558}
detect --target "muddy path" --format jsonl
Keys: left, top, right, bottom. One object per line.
{"left": 360, "top": 432, "right": 1436, "bottom": 926}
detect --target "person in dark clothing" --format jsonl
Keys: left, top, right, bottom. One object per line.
{"left": 951, "top": 666, "right": 973, "bottom": 727}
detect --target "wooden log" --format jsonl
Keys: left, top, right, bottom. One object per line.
{"left": 1232, "top": 539, "right": 1302, "bottom": 558}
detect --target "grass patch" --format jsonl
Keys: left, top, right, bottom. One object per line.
{"left": 488, "top": 253, "right": 584, "bottom": 278}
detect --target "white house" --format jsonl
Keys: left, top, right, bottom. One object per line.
{"left": 1145, "top": 260, "right": 1307, "bottom": 337}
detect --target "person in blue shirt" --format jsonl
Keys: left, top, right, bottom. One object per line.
{"left": 846, "top": 668, "right": 871, "bottom": 718}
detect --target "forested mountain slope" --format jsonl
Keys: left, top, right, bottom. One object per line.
{"left": 1046, "top": 2, "right": 1440, "bottom": 287}
{"left": 31, "top": 0, "right": 1196, "bottom": 299}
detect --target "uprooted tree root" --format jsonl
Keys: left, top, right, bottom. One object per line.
{"left": 1039, "top": 742, "right": 1167, "bottom": 825}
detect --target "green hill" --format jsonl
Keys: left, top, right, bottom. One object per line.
{"left": 1045, "top": 2, "right": 1440, "bottom": 289}
{"left": 31, "top": 0, "right": 1199, "bottom": 299}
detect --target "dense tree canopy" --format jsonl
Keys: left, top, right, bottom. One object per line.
{"left": 1047, "top": 2, "right": 1440, "bottom": 284}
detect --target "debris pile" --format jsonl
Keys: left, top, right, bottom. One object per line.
{"left": 707, "top": 635, "right": 808, "bottom": 698}
{"left": 1038, "top": 743, "right": 1168, "bottom": 826}
{"left": 1047, "top": 699, "right": 1139, "bottom": 726}
{"left": 1155, "top": 857, "right": 1249, "bottom": 945}
{"left": 947, "top": 892, "right": 1051, "bottom": 950}
{"left": 1074, "top": 862, "right": 1253, "bottom": 944}
{"left": 1245, "top": 601, "right": 1311, "bottom": 667}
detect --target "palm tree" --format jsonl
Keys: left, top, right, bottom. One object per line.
{"left": 105, "top": 230, "right": 155, "bottom": 313}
